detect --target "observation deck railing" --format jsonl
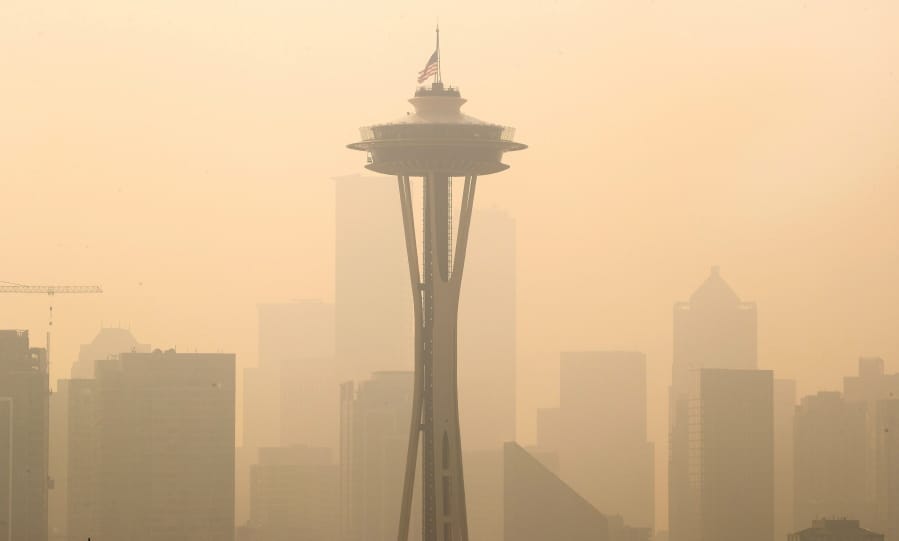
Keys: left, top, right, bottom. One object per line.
{"left": 358, "top": 124, "right": 516, "bottom": 143}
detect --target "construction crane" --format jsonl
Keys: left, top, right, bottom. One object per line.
{"left": 0, "top": 281, "right": 103, "bottom": 362}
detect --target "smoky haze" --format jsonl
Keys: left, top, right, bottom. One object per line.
{"left": 1, "top": 1, "right": 898, "bottom": 539}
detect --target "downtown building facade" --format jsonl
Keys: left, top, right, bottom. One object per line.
{"left": 339, "top": 371, "right": 414, "bottom": 541}
{"left": 458, "top": 208, "right": 517, "bottom": 451}
{"left": 793, "top": 391, "right": 869, "bottom": 529}
{"left": 246, "top": 445, "right": 338, "bottom": 541}
{"left": 334, "top": 175, "right": 412, "bottom": 384}
{"left": 0, "top": 330, "right": 48, "bottom": 541}
{"left": 668, "top": 268, "right": 775, "bottom": 541}
{"left": 537, "top": 351, "right": 654, "bottom": 532}
{"left": 792, "top": 357, "right": 899, "bottom": 540}
{"left": 51, "top": 327, "right": 150, "bottom": 541}
{"left": 685, "top": 368, "right": 774, "bottom": 541}
{"left": 65, "top": 350, "right": 235, "bottom": 541}
{"left": 239, "top": 300, "right": 337, "bottom": 526}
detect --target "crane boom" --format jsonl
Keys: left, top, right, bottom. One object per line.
{"left": 0, "top": 281, "right": 103, "bottom": 366}
{"left": 0, "top": 285, "right": 103, "bottom": 295}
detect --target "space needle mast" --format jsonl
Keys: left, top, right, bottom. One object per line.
{"left": 347, "top": 28, "right": 526, "bottom": 541}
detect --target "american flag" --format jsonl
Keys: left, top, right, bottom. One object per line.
{"left": 417, "top": 50, "right": 438, "bottom": 83}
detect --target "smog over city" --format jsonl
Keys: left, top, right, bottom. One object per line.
{"left": 1, "top": 2, "right": 898, "bottom": 541}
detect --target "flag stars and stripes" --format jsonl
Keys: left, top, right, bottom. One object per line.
{"left": 417, "top": 50, "right": 439, "bottom": 84}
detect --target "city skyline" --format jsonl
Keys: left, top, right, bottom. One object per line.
{"left": 1, "top": 3, "right": 898, "bottom": 538}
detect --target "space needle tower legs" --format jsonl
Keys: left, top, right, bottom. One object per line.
{"left": 396, "top": 173, "right": 476, "bottom": 541}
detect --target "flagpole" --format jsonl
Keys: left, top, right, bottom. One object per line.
{"left": 436, "top": 24, "right": 441, "bottom": 85}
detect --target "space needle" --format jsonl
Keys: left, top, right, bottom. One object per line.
{"left": 347, "top": 28, "right": 526, "bottom": 541}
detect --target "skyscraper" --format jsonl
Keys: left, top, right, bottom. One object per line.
{"left": 71, "top": 327, "right": 150, "bottom": 379}
{"left": 459, "top": 208, "right": 517, "bottom": 451}
{"left": 686, "top": 368, "right": 774, "bottom": 541}
{"left": 774, "top": 378, "right": 797, "bottom": 541}
{"left": 793, "top": 391, "right": 869, "bottom": 530}
{"left": 267, "top": 301, "right": 337, "bottom": 449}
{"left": 843, "top": 357, "right": 899, "bottom": 403}
{"left": 669, "top": 267, "right": 757, "bottom": 541}
{"left": 240, "top": 301, "right": 336, "bottom": 526}
{"left": 334, "top": 175, "right": 411, "bottom": 382}
{"left": 55, "top": 327, "right": 151, "bottom": 540}
{"left": 65, "top": 378, "right": 97, "bottom": 541}
{"left": 339, "top": 372, "right": 414, "bottom": 541}
{"left": 551, "top": 351, "right": 654, "bottom": 530}
{"left": 840, "top": 358, "right": 899, "bottom": 540}
{"left": 248, "top": 446, "right": 338, "bottom": 541}
{"left": 48, "top": 380, "right": 69, "bottom": 541}
{"left": 871, "top": 399, "right": 899, "bottom": 541}
{"left": 0, "top": 330, "right": 49, "bottom": 541}
{"left": 91, "top": 350, "right": 235, "bottom": 541}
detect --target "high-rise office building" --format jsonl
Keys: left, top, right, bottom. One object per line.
{"left": 54, "top": 328, "right": 150, "bottom": 540}
{"left": 71, "top": 327, "right": 150, "bottom": 379}
{"left": 535, "top": 407, "right": 562, "bottom": 454}
{"left": 48, "top": 380, "right": 69, "bottom": 541}
{"left": 870, "top": 399, "right": 899, "bottom": 541}
{"left": 843, "top": 357, "right": 899, "bottom": 403}
{"left": 669, "top": 267, "right": 757, "bottom": 541}
{"left": 334, "top": 175, "right": 412, "bottom": 383}
{"left": 841, "top": 357, "right": 899, "bottom": 538}
{"left": 0, "top": 330, "right": 49, "bottom": 541}
{"left": 240, "top": 301, "right": 336, "bottom": 526}
{"left": 775, "top": 379, "right": 797, "bottom": 541}
{"left": 685, "top": 368, "right": 774, "bottom": 541}
{"left": 548, "top": 351, "right": 654, "bottom": 530}
{"left": 88, "top": 350, "right": 235, "bottom": 541}
{"left": 65, "top": 378, "right": 97, "bottom": 541}
{"left": 793, "top": 391, "right": 869, "bottom": 530}
{"left": 245, "top": 301, "right": 335, "bottom": 452}
{"left": 248, "top": 446, "right": 338, "bottom": 541}
{"left": 459, "top": 208, "right": 517, "bottom": 451}
{"left": 263, "top": 301, "right": 337, "bottom": 449}
{"left": 339, "top": 371, "right": 413, "bottom": 541}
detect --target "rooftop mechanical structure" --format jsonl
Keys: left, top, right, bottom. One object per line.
{"left": 348, "top": 63, "right": 525, "bottom": 541}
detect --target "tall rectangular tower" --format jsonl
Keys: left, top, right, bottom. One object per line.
{"left": 339, "top": 371, "right": 413, "bottom": 541}
{"left": 262, "top": 300, "right": 337, "bottom": 449}
{"left": 793, "top": 391, "right": 868, "bottom": 530}
{"left": 669, "top": 267, "right": 757, "bottom": 541}
{"left": 48, "top": 380, "right": 70, "bottom": 541}
{"left": 688, "top": 368, "right": 774, "bottom": 541}
{"left": 248, "top": 445, "right": 339, "bottom": 541}
{"left": 334, "top": 175, "right": 412, "bottom": 382}
{"left": 774, "top": 379, "right": 797, "bottom": 541}
{"left": 65, "top": 378, "right": 97, "bottom": 541}
{"left": 556, "top": 351, "right": 654, "bottom": 531}
{"left": 459, "top": 208, "right": 517, "bottom": 452}
{"left": 92, "top": 350, "right": 235, "bottom": 541}
{"left": 241, "top": 301, "right": 336, "bottom": 525}
{"left": 0, "top": 330, "right": 49, "bottom": 541}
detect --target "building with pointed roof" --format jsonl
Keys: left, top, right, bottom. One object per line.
{"left": 669, "top": 268, "right": 759, "bottom": 541}
{"left": 72, "top": 327, "right": 150, "bottom": 378}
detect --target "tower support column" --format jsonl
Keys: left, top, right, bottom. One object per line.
{"left": 396, "top": 174, "right": 476, "bottom": 541}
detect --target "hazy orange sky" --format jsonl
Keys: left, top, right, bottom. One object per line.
{"left": 2, "top": 0, "right": 898, "bottom": 527}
